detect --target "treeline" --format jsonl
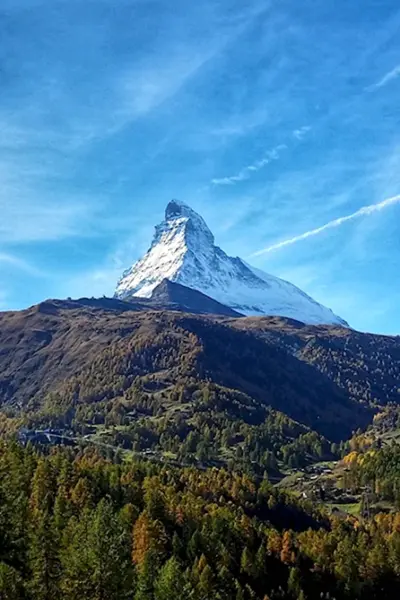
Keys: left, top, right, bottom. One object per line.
{"left": 1, "top": 441, "right": 400, "bottom": 599}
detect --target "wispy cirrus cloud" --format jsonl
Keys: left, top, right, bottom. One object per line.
{"left": 211, "top": 126, "right": 311, "bottom": 186}
{"left": 0, "top": 253, "right": 44, "bottom": 277}
{"left": 0, "top": 148, "right": 103, "bottom": 243}
{"left": 211, "top": 143, "right": 287, "bottom": 185}
{"left": 0, "top": 2, "right": 265, "bottom": 266}
{"left": 292, "top": 125, "right": 311, "bottom": 140}
{"left": 366, "top": 64, "right": 400, "bottom": 91}
{"left": 111, "top": 50, "right": 221, "bottom": 134}
{"left": 252, "top": 193, "right": 400, "bottom": 256}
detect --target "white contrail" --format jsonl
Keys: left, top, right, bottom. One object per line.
{"left": 252, "top": 193, "right": 400, "bottom": 257}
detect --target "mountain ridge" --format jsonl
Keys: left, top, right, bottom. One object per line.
{"left": 0, "top": 299, "right": 398, "bottom": 444}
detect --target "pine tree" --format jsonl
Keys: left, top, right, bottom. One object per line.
{"left": 172, "top": 532, "right": 184, "bottom": 560}
{"left": 217, "top": 565, "right": 236, "bottom": 600}
{"left": 235, "top": 584, "right": 245, "bottom": 600}
{"left": 28, "top": 510, "right": 61, "bottom": 600}
{"left": 197, "top": 563, "right": 215, "bottom": 600}
{"left": 60, "top": 512, "right": 94, "bottom": 600}
{"left": 70, "top": 477, "right": 93, "bottom": 511}
{"left": 187, "top": 529, "right": 202, "bottom": 561}
{"left": 132, "top": 511, "right": 167, "bottom": 570}
{"left": 90, "top": 498, "right": 132, "bottom": 600}
{"left": 280, "top": 531, "right": 295, "bottom": 565}
{"left": 287, "top": 567, "right": 301, "bottom": 598}
{"left": 29, "top": 458, "right": 55, "bottom": 516}
{"left": 53, "top": 484, "right": 71, "bottom": 532}
{"left": 61, "top": 500, "right": 133, "bottom": 600}
{"left": 0, "top": 562, "right": 24, "bottom": 600}
{"left": 333, "top": 537, "right": 360, "bottom": 593}
{"left": 255, "top": 543, "right": 268, "bottom": 578}
{"left": 143, "top": 477, "right": 165, "bottom": 520}
{"left": 134, "top": 549, "right": 158, "bottom": 600}
{"left": 240, "top": 546, "right": 254, "bottom": 576}
{"left": 154, "top": 556, "right": 183, "bottom": 600}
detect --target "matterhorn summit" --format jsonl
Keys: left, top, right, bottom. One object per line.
{"left": 115, "top": 200, "right": 347, "bottom": 326}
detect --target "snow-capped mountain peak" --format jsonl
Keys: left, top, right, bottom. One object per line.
{"left": 162, "top": 199, "right": 214, "bottom": 248}
{"left": 115, "top": 200, "right": 348, "bottom": 326}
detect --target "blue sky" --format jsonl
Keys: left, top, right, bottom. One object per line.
{"left": 1, "top": 0, "right": 400, "bottom": 334}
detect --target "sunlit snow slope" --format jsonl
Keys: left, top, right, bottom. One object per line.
{"left": 115, "top": 200, "right": 348, "bottom": 326}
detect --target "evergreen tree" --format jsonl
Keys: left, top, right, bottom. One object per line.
{"left": 154, "top": 556, "right": 183, "bottom": 600}
{"left": 240, "top": 546, "right": 254, "bottom": 577}
{"left": 90, "top": 498, "right": 132, "bottom": 600}
{"left": 28, "top": 510, "right": 61, "bottom": 600}
{"left": 197, "top": 563, "right": 215, "bottom": 600}
{"left": 0, "top": 562, "right": 24, "bottom": 600}
{"left": 29, "top": 458, "right": 55, "bottom": 516}
{"left": 60, "top": 512, "right": 94, "bottom": 600}
{"left": 134, "top": 549, "right": 158, "bottom": 600}
{"left": 287, "top": 567, "right": 302, "bottom": 598}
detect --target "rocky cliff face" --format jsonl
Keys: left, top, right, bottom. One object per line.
{"left": 115, "top": 200, "right": 347, "bottom": 326}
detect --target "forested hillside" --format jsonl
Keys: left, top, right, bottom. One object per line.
{"left": 0, "top": 300, "right": 399, "bottom": 475}
{"left": 1, "top": 441, "right": 400, "bottom": 600}
{"left": 233, "top": 317, "right": 400, "bottom": 406}
{"left": 1, "top": 302, "right": 400, "bottom": 597}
